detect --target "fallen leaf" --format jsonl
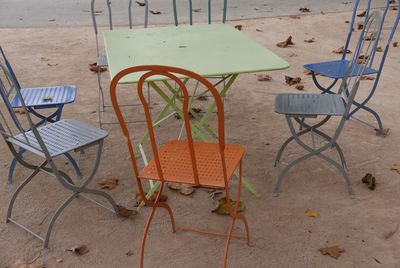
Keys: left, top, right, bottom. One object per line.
{"left": 393, "top": 42, "right": 398, "bottom": 47}
{"left": 295, "top": 85, "right": 305, "bottom": 91}
{"left": 277, "top": 36, "right": 294, "bottom": 48}
{"left": 167, "top": 183, "right": 195, "bottom": 196}
{"left": 234, "top": 25, "right": 242, "bottom": 31}
{"left": 40, "top": 57, "right": 49, "bottom": 61}
{"left": 383, "top": 223, "right": 399, "bottom": 239}
{"left": 303, "top": 69, "right": 313, "bottom": 75}
{"left": 198, "top": 95, "right": 208, "bottom": 101}
{"left": 135, "top": 1, "right": 146, "bottom": 6}
{"left": 345, "top": 20, "right": 350, "bottom": 23}
{"left": 304, "top": 37, "right": 315, "bottom": 43}
{"left": 285, "top": 76, "right": 301, "bottom": 86}
{"left": 364, "top": 32, "right": 377, "bottom": 41}
{"left": 47, "top": 63, "right": 58, "bottom": 67}
{"left": 56, "top": 259, "right": 63, "bottom": 263}
{"left": 192, "top": 8, "right": 201, "bottom": 12}
{"left": 360, "top": 75, "right": 375, "bottom": 80}
{"left": 116, "top": 205, "right": 137, "bottom": 218}
{"left": 305, "top": 209, "right": 319, "bottom": 218}
{"left": 126, "top": 250, "right": 134, "bottom": 256}
{"left": 97, "top": 178, "right": 119, "bottom": 189}
{"left": 89, "top": 62, "right": 107, "bottom": 73}
{"left": 134, "top": 192, "right": 168, "bottom": 206}
{"left": 373, "top": 257, "right": 382, "bottom": 264}
{"left": 361, "top": 173, "right": 376, "bottom": 190}
{"left": 7, "top": 260, "right": 46, "bottom": 268}
{"left": 357, "top": 10, "right": 367, "bottom": 17}
{"left": 212, "top": 197, "right": 245, "bottom": 215}
{"left": 392, "top": 6, "right": 398, "bottom": 10}
{"left": 14, "top": 108, "right": 26, "bottom": 115}
{"left": 209, "top": 190, "right": 224, "bottom": 200}
{"left": 288, "top": 52, "right": 298, "bottom": 57}
{"left": 150, "top": 10, "right": 161, "bottom": 15}
{"left": 376, "top": 46, "right": 383, "bottom": 52}
{"left": 48, "top": 18, "right": 56, "bottom": 22}
{"left": 376, "top": 128, "right": 390, "bottom": 137}
{"left": 357, "top": 54, "right": 369, "bottom": 64}
{"left": 357, "top": 22, "right": 364, "bottom": 30}
{"left": 289, "top": 15, "right": 301, "bottom": 19}
{"left": 299, "top": 7, "right": 311, "bottom": 13}
{"left": 66, "top": 245, "right": 89, "bottom": 256}
{"left": 256, "top": 28, "right": 263, "bottom": 32}
{"left": 391, "top": 162, "right": 400, "bottom": 174}
{"left": 42, "top": 96, "right": 53, "bottom": 102}
{"left": 332, "top": 46, "right": 352, "bottom": 54}
{"left": 167, "top": 182, "right": 181, "bottom": 191}
{"left": 256, "top": 74, "right": 272, "bottom": 81}
{"left": 94, "top": 10, "right": 102, "bottom": 14}
{"left": 319, "top": 245, "right": 345, "bottom": 259}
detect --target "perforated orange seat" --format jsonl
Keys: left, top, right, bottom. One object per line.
{"left": 139, "top": 140, "right": 245, "bottom": 188}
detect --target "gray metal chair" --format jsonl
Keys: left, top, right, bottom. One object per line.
{"left": 172, "top": 0, "right": 228, "bottom": 25}
{"left": 0, "top": 61, "right": 119, "bottom": 248}
{"left": 273, "top": 11, "right": 381, "bottom": 197}
{"left": 91, "top": 0, "right": 149, "bottom": 127}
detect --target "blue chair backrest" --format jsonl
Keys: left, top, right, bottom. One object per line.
{"left": 0, "top": 46, "right": 21, "bottom": 90}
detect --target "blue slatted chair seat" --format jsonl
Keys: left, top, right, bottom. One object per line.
{"left": 304, "top": 60, "right": 378, "bottom": 79}
{"left": 7, "top": 119, "right": 108, "bottom": 157}
{"left": 10, "top": 85, "right": 77, "bottom": 108}
{"left": 275, "top": 93, "right": 346, "bottom": 117}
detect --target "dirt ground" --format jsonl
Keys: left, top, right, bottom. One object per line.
{"left": 1, "top": 10, "right": 400, "bottom": 268}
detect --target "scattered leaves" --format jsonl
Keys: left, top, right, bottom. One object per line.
{"left": 42, "top": 96, "right": 53, "bottom": 102}
{"left": 14, "top": 108, "right": 26, "bottom": 115}
{"left": 319, "top": 246, "right": 345, "bottom": 259}
{"left": 288, "top": 52, "right": 298, "bottom": 57}
{"left": 198, "top": 95, "right": 208, "bottom": 101}
{"left": 234, "top": 25, "right": 242, "bottom": 31}
{"left": 285, "top": 76, "right": 301, "bottom": 86}
{"left": 304, "top": 37, "right": 315, "bottom": 43}
{"left": 117, "top": 205, "right": 137, "bottom": 218}
{"left": 134, "top": 192, "right": 168, "bottom": 206}
{"left": 383, "top": 223, "right": 399, "bottom": 239}
{"left": 393, "top": 42, "right": 398, "bottom": 47}
{"left": 357, "top": 54, "right": 369, "bottom": 64}
{"left": 98, "top": 178, "right": 119, "bottom": 189}
{"left": 360, "top": 76, "right": 375, "bottom": 80}
{"left": 6, "top": 260, "right": 46, "bottom": 268}
{"left": 212, "top": 197, "right": 245, "bottom": 215}
{"left": 303, "top": 69, "right": 313, "bottom": 75}
{"left": 48, "top": 19, "right": 56, "bottom": 22}
{"left": 332, "top": 46, "right": 352, "bottom": 54}
{"left": 135, "top": 1, "right": 146, "bottom": 6}
{"left": 289, "top": 15, "right": 301, "bottom": 19}
{"left": 66, "top": 245, "right": 89, "bottom": 256}
{"left": 40, "top": 57, "right": 49, "bottom": 61}
{"left": 345, "top": 20, "right": 350, "bottom": 23}
{"left": 295, "top": 85, "right": 305, "bottom": 91}
{"left": 391, "top": 162, "right": 400, "bottom": 174}
{"left": 256, "top": 28, "right": 263, "bottom": 32}
{"left": 167, "top": 183, "right": 195, "bottom": 196}
{"left": 126, "top": 250, "right": 134, "bottom": 256}
{"left": 299, "top": 7, "right": 311, "bottom": 13}
{"left": 150, "top": 10, "right": 161, "bottom": 15}
{"left": 357, "top": 10, "right": 367, "bottom": 17}
{"left": 374, "top": 257, "right": 382, "bottom": 264}
{"left": 392, "top": 6, "right": 398, "bottom": 10}
{"left": 357, "top": 22, "right": 364, "bottom": 30}
{"left": 256, "top": 74, "right": 272, "bottom": 81}
{"left": 193, "top": 8, "right": 201, "bottom": 12}
{"left": 376, "top": 46, "right": 383, "bottom": 52}
{"left": 89, "top": 62, "right": 107, "bottom": 73}
{"left": 361, "top": 173, "right": 376, "bottom": 190}
{"left": 376, "top": 128, "right": 390, "bottom": 137}
{"left": 277, "top": 36, "right": 294, "bottom": 48}
{"left": 305, "top": 209, "right": 319, "bottom": 218}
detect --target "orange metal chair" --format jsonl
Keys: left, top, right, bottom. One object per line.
{"left": 110, "top": 65, "right": 250, "bottom": 267}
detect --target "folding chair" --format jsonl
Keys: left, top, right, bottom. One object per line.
{"left": 91, "top": 0, "right": 149, "bottom": 127}
{"left": 304, "top": 0, "right": 400, "bottom": 135}
{"left": 0, "top": 61, "right": 119, "bottom": 248}
{"left": 0, "top": 46, "right": 81, "bottom": 184}
{"left": 172, "top": 0, "right": 228, "bottom": 25}
{"left": 110, "top": 65, "right": 250, "bottom": 268}
{"left": 274, "top": 11, "right": 381, "bottom": 196}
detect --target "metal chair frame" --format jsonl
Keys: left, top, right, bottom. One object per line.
{"left": 0, "top": 62, "right": 119, "bottom": 248}
{"left": 91, "top": 0, "right": 149, "bottom": 127}
{"left": 274, "top": 11, "right": 381, "bottom": 197}
{"left": 0, "top": 46, "right": 81, "bottom": 184}
{"left": 304, "top": 0, "right": 400, "bottom": 135}
{"left": 172, "top": 0, "right": 228, "bottom": 26}
{"left": 110, "top": 65, "right": 249, "bottom": 268}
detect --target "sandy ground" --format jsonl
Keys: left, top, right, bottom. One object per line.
{"left": 1, "top": 10, "right": 400, "bottom": 268}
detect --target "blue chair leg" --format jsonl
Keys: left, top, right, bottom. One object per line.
{"left": 8, "top": 148, "right": 25, "bottom": 184}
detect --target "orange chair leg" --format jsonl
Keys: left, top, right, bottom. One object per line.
{"left": 223, "top": 217, "right": 236, "bottom": 268}
{"left": 140, "top": 204, "right": 158, "bottom": 268}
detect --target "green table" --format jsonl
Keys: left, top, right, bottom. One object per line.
{"left": 104, "top": 24, "right": 289, "bottom": 196}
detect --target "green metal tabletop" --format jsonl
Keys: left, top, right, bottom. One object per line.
{"left": 104, "top": 23, "right": 289, "bottom": 84}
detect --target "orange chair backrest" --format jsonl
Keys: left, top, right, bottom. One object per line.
{"left": 110, "top": 65, "right": 226, "bottom": 185}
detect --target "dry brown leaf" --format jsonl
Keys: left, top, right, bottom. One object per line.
{"left": 375, "top": 127, "right": 390, "bottom": 137}
{"left": 89, "top": 62, "right": 107, "bottom": 73}
{"left": 383, "top": 223, "right": 399, "bottom": 239}
{"left": 179, "top": 184, "right": 195, "bottom": 196}
{"left": 117, "top": 205, "right": 137, "bottom": 218}
{"left": 303, "top": 69, "right": 313, "bottom": 75}
{"left": 289, "top": 15, "right": 301, "bottom": 19}
{"left": 135, "top": 1, "right": 146, "bottom": 6}
{"left": 357, "top": 22, "right": 364, "bottom": 30}
{"left": 345, "top": 20, "right": 350, "bottom": 23}
{"left": 14, "top": 108, "right": 26, "bottom": 115}
{"left": 256, "top": 28, "right": 263, "bottom": 32}
{"left": 97, "top": 178, "right": 119, "bottom": 189}
{"left": 391, "top": 162, "right": 400, "bottom": 174}
{"left": 167, "top": 182, "right": 181, "bottom": 190}
{"left": 150, "top": 10, "right": 161, "bottom": 15}
{"left": 126, "top": 250, "right": 134, "bottom": 256}
{"left": 295, "top": 85, "right": 305, "bottom": 91}
{"left": 361, "top": 173, "right": 376, "bottom": 190}
{"left": 319, "top": 246, "right": 345, "bottom": 259}
{"left": 360, "top": 75, "right": 375, "bottom": 80}
{"left": 198, "top": 95, "right": 208, "bottom": 101}
{"left": 332, "top": 46, "right": 352, "bottom": 54}
{"left": 234, "top": 25, "right": 242, "bottom": 31}
{"left": 66, "top": 245, "right": 89, "bottom": 256}
{"left": 392, "top": 6, "right": 398, "bottom": 10}
{"left": 393, "top": 41, "right": 398, "bottom": 47}
{"left": 256, "top": 74, "right": 272, "bottom": 81}
{"left": 7, "top": 260, "right": 45, "bottom": 268}
{"left": 299, "top": 7, "right": 311, "bottom": 13}
{"left": 285, "top": 76, "right": 301, "bottom": 86}
{"left": 288, "top": 52, "right": 298, "bottom": 57}
{"left": 305, "top": 209, "right": 319, "bottom": 218}
{"left": 376, "top": 46, "right": 383, "bottom": 52}
{"left": 304, "top": 37, "right": 315, "bottom": 43}
{"left": 193, "top": 8, "right": 201, "bottom": 12}
{"left": 357, "top": 10, "right": 367, "bottom": 17}
{"left": 277, "top": 36, "right": 294, "bottom": 48}
{"left": 134, "top": 192, "right": 168, "bottom": 206}
{"left": 212, "top": 197, "right": 245, "bottom": 215}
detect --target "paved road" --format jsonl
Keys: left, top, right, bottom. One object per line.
{"left": 0, "top": 0, "right": 388, "bottom": 28}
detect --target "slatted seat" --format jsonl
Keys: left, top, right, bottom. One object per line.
{"left": 10, "top": 85, "right": 76, "bottom": 108}
{"left": 8, "top": 119, "right": 108, "bottom": 158}
{"left": 275, "top": 93, "right": 346, "bottom": 117}
{"left": 140, "top": 140, "right": 244, "bottom": 188}
{"left": 304, "top": 60, "right": 377, "bottom": 79}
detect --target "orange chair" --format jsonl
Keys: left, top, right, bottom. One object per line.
{"left": 110, "top": 65, "right": 250, "bottom": 267}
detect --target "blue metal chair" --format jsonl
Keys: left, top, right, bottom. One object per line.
{"left": 0, "top": 46, "right": 81, "bottom": 183}
{"left": 172, "top": 0, "right": 228, "bottom": 25}
{"left": 274, "top": 11, "right": 381, "bottom": 196}
{"left": 304, "top": 0, "right": 400, "bottom": 135}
